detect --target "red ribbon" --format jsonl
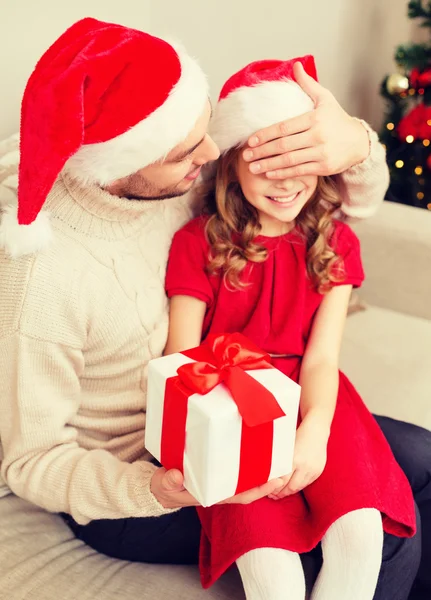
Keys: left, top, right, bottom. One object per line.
{"left": 160, "top": 333, "right": 286, "bottom": 496}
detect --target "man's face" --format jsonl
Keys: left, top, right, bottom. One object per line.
{"left": 105, "top": 101, "right": 219, "bottom": 200}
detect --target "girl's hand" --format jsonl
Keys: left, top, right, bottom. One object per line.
{"left": 269, "top": 419, "right": 329, "bottom": 499}
{"left": 242, "top": 62, "right": 370, "bottom": 179}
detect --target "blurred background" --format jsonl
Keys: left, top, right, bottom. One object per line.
{"left": 1, "top": 0, "right": 429, "bottom": 210}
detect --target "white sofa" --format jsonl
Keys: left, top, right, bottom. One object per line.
{"left": 1, "top": 134, "right": 430, "bottom": 598}
{"left": 340, "top": 201, "right": 431, "bottom": 430}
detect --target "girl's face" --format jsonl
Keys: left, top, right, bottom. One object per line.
{"left": 236, "top": 152, "right": 318, "bottom": 236}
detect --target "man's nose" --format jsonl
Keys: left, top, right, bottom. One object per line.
{"left": 196, "top": 134, "right": 220, "bottom": 164}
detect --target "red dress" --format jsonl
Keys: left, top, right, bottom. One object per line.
{"left": 165, "top": 216, "right": 416, "bottom": 588}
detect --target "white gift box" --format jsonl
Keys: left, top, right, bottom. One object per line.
{"left": 145, "top": 351, "right": 301, "bottom": 507}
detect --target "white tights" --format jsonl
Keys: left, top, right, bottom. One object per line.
{"left": 236, "top": 508, "right": 383, "bottom": 600}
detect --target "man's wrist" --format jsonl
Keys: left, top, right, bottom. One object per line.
{"left": 349, "top": 118, "right": 370, "bottom": 167}
{"left": 350, "top": 117, "right": 371, "bottom": 167}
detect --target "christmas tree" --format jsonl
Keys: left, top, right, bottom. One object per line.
{"left": 380, "top": 0, "right": 431, "bottom": 210}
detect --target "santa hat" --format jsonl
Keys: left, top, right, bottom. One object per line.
{"left": 210, "top": 56, "right": 317, "bottom": 154}
{"left": 0, "top": 17, "right": 208, "bottom": 258}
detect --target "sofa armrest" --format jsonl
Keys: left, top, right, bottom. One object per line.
{"left": 352, "top": 201, "right": 431, "bottom": 321}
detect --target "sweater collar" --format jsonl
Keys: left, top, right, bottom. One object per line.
{"left": 43, "top": 173, "right": 193, "bottom": 241}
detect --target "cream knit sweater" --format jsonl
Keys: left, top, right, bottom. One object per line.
{"left": 0, "top": 128, "right": 388, "bottom": 525}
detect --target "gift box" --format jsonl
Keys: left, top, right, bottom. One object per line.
{"left": 145, "top": 333, "right": 300, "bottom": 506}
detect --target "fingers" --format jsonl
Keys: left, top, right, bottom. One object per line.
{"left": 223, "top": 477, "right": 284, "bottom": 505}
{"left": 266, "top": 162, "right": 323, "bottom": 180}
{"left": 171, "top": 490, "right": 200, "bottom": 507}
{"left": 151, "top": 468, "right": 200, "bottom": 509}
{"left": 243, "top": 131, "right": 313, "bottom": 165}
{"left": 161, "top": 472, "right": 200, "bottom": 507}
{"left": 293, "top": 62, "right": 327, "bottom": 103}
{"left": 268, "top": 473, "right": 293, "bottom": 500}
{"left": 247, "top": 147, "right": 321, "bottom": 176}
{"left": 280, "top": 471, "right": 306, "bottom": 497}
{"left": 162, "top": 468, "right": 186, "bottom": 492}
{"left": 247, "top": 112, "right": 314, "bottom": 148}
{"left": 271, "top": 469, "right": 320, "bottom": 499}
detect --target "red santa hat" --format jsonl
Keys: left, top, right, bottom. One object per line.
{"left": 210, "top": 56, "right": 317, "bottom": 154}
{"left": 0, "top": 17, "right": 208, "bottom": 257}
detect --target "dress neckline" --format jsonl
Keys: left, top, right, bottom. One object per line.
{"left": 254, "top": 226, "right": 302, "bottom": 246}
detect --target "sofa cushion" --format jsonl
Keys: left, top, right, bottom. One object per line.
{"left": 0, "top": 494, "right": 243, "bottom": 600}
{"left": 341, "top": 305, "right": 431, "bottom": 430}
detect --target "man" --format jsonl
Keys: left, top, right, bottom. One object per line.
{"left": 0, "top": 17, "right": 429, "bottom": 600}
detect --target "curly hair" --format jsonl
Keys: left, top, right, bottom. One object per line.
{"left": 200, "top": 148, "right": 345, "bottom": 293}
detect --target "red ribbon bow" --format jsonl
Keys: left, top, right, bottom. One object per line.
{"left": 177, "top": 333, "right": 285, "bottom": 427}
{"left": 160, "top": 333, "right": 286, "bottom": 496}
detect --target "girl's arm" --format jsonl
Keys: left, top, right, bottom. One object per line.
{"left": 270, "top": 283, "right": 352, "bottom": 500}
{"left": 299, "top": 283, "right": 353, "bottom": 433}
{"left": 164, "top": 295, "right": 207, "bottom": 355}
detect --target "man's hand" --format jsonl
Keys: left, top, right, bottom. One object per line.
{"left": 268, "top": 419, "right": 329, "bottom": 500}
{"left": 242, "top": 62, "right": 370, "bottom": 179}
{"left": 151, "top": 468, "right": 200, "bottom": 509}
{"left": 151, "top": 467, "right": 285, "bottom": 509}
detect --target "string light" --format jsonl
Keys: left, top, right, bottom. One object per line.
{"left": 428, "top": 120, "right": 431, "bottom": 126}
{"left": 423, "top": 139, "right": 430, "bottom": 147}
{"left": 419, "top": 88, "right": 425, "bottom": 95}
{"left": 406, "top": 135, "right": 415, "bottom": 143}
{"left": 387, "top": 122, "right": 395, "bottom": 131}
{"left": 395, "top": 160, "right": 404, "bottom": 168}
{"left": 417, "top": 192, "right": 424, "bottom": 200}
{"left": 408, "top": 88, "right": 415, "bottom": 95}
{"left": 428, "top": 203, "right": 431, "bottom": 210}
{"left": 415, "top": 166, "right": 423, "bottom": 175}
{"left": 400, "top": 92, "right": 407, "bottom": 98}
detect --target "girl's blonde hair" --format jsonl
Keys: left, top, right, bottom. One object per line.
{"left": 201, "top": 148, "right": 345, "bottom": 294}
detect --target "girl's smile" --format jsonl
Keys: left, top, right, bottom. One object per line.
{"left": 236, "top": 152, "right": 318, "bottom": 236}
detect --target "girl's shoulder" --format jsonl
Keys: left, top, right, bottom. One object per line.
{"left": 176, "top": 215, "right": 210, "bottom": 239}
{"left": 170, "top": 215, "right": 211, "bottom": 257}
{"left": 329, "top": 219, "right": 361, "bottom": 256}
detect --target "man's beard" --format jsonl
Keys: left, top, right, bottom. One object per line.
{"left": 116, "top": 171, "right": 192, "bottom": 201}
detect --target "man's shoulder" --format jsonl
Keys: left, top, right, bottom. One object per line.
{"left": 0, "top": 242, "right": 89, "bottom": 345}
{"left": 0, "top": 251, "right": 36, "bottom": 316}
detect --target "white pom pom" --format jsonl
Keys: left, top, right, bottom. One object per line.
{"left": 0, "top": 205, "right": 53, "bottom": 258}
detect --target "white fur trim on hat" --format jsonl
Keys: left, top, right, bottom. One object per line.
{"left": 64, "top": 49, "right": 209, "bottom": 186}
{"left": 0, "top": 205, "right": 52, "bottom": 258}
{"left": 210, "top": 79, "right": 314, "bottom": 154}
{"left": 0, "top": 152, "right": 52, "bottom": 258}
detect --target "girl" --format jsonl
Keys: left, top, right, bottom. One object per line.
{"left": 164, "top": 56, "right": 416, "bottom": 600}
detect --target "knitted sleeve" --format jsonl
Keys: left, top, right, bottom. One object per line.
{"left": 0, "top": 331, "right": 175, "bottom": 524}
{"left": 0, "top": 257, "right": 174, "bottom": 525}
{"left": 336, "top": 120, "right": 390, "bottom": 220}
